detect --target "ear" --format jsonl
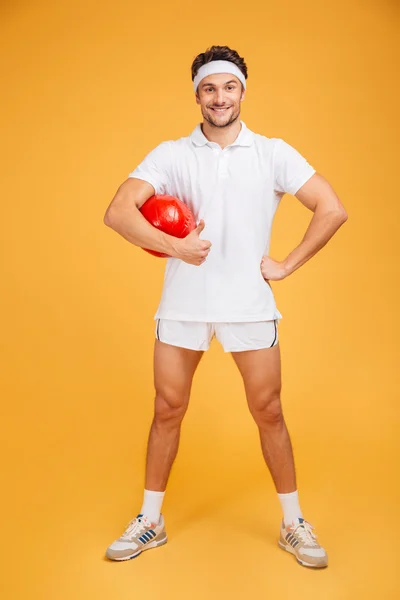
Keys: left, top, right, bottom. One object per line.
{"left": 195, "top": 92, "right": 200, "bottom": 105}
{"left": 241, "top": 90, "right": 246, "bottom": 102}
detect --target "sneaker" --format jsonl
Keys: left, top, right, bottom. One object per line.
{"left": 278, "top": 517, "right": 328, "bottom": 568}
{"left": 105, "top": 513, "right": 168, "bottom": 561}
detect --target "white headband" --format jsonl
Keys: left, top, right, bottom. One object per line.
{"left": 193, "top": 60, "right": 246, "bottom": 92}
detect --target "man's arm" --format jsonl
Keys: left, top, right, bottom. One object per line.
{"left": 104, "top": 177, "right": 179, "bottom": 255}
{"left": 104, "top": 177, "right": 211, "bottom": 266}
{"left": 261, "top": 173, "right": 348, "bottom": 280}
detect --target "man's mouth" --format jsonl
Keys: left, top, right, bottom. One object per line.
{"left": 210, "top": 107, "right": 231, "bottom": 113}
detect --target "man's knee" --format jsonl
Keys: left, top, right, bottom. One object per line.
{"left": 249, "top": 390, "right": 284, "bottom": 427}
{"left": 153, "top": 387, "right": 189, "bottom": 425}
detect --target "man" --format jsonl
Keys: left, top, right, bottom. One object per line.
{"left": 103, "top": 45, "right": 347, "bottom": 568}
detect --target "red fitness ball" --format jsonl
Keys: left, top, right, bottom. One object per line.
{"left": 139, "top": 195, "right": 197, "bottom": 257}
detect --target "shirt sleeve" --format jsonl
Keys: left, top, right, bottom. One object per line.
{"left": 127, "top": 141, "right": 172, "bottom": 195}
{"left": 273, "top": 139, "right": 316, "bottom": 195}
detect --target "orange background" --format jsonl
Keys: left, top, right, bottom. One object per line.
{"left": 1, "top": 0, "right": 399, "bottom": 598}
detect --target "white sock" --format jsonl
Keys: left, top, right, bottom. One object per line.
{"left": 277, "top": 490, "right": 303, "bottom": 527}
{"left": 139, "top": 489, "right": 166, "bottom": 524}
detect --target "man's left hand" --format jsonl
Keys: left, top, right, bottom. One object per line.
{"left": 260, "top": 256, "right": 289, "bottom": 282}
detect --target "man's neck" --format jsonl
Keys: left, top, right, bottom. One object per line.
{"left": 201, "top": 118, "right": 242, "bottom": 149}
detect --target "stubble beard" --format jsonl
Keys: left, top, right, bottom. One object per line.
{"left": 202, "top": 106, "right": 241, "bottom": 129}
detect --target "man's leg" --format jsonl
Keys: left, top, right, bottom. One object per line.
{"left": 143, "top": 339, "right": 203, "bottom": 496}
{"left": 231, "top": 344, "right": 298, "bottom": 495}
{"left": 231, "top": 343, "right": 328, "bottom": 567}
{"left": 105, "top": 339, "right": 203, "bottom": 561}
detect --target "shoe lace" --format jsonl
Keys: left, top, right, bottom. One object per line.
{"left": 121, "top": 516, "right": 149, "bottom": 539}
{"left": 292, "top": 520, "right": 318, "bottom": 546}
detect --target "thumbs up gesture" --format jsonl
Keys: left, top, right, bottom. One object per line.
{"left": 172, "top": 219, "right": 212, "bottom": 266}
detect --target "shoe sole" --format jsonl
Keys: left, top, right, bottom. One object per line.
{"left": 278, "top": 540, "right": 328, "bottom": 569}
{"left": 107, "top": 533, "right": 168, "bottom": 561}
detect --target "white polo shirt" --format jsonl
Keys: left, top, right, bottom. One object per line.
{"left": 128, "top": 121, "right": 316, "bottom": 323}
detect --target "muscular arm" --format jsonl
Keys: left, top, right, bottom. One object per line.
{"left": 103, "top": 178, "right": 180, "bottom": 256}
{"left": 261, "top": 173, "right": 348, "bottom": 280}
{"left": 104, "top": 177, "right": 211, "bottom": 265}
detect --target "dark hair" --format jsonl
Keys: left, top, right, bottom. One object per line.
{"left": 191, "top": 45, "right": 248, "bottom": 84}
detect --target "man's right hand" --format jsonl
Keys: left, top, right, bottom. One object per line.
{"left": 171, "top": 220, "right": 212, "bottom": 266}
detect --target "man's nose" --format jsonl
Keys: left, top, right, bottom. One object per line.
{"left": 214, "top": 89, "right": 225, "bottom": 105}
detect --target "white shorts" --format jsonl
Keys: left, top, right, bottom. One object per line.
{"left": 155, "top": 319, "right": 279, "bottom": 352}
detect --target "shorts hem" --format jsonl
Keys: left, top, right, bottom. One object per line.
{"left": 226, "top": 342, "right": 279, "bottom": 353}
{"left": 155, "top": 338, "right": 208, "bottom": 352}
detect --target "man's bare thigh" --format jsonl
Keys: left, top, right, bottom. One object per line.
{"left": 231, "top": 344, "right": 281, "bottom": 403}
{"left": 154, "top": 339, "right": 204, "bottom": 402}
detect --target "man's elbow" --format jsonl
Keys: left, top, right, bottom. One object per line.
{"left": 336, "top": 208, "right": 348, "bottom": 224}
{"left": 327, "top": 205, "right": 348, "bottom": 225}
{"left": 104, "top": 208, "right": 117, "bottom": 228}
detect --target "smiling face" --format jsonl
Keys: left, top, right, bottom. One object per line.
{"left": 195, "top": 73, "right": 245, "bottom": 128}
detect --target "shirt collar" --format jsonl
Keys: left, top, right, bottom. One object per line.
{"left": 190, "top": 120, "right": 254, "bottom": 148}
